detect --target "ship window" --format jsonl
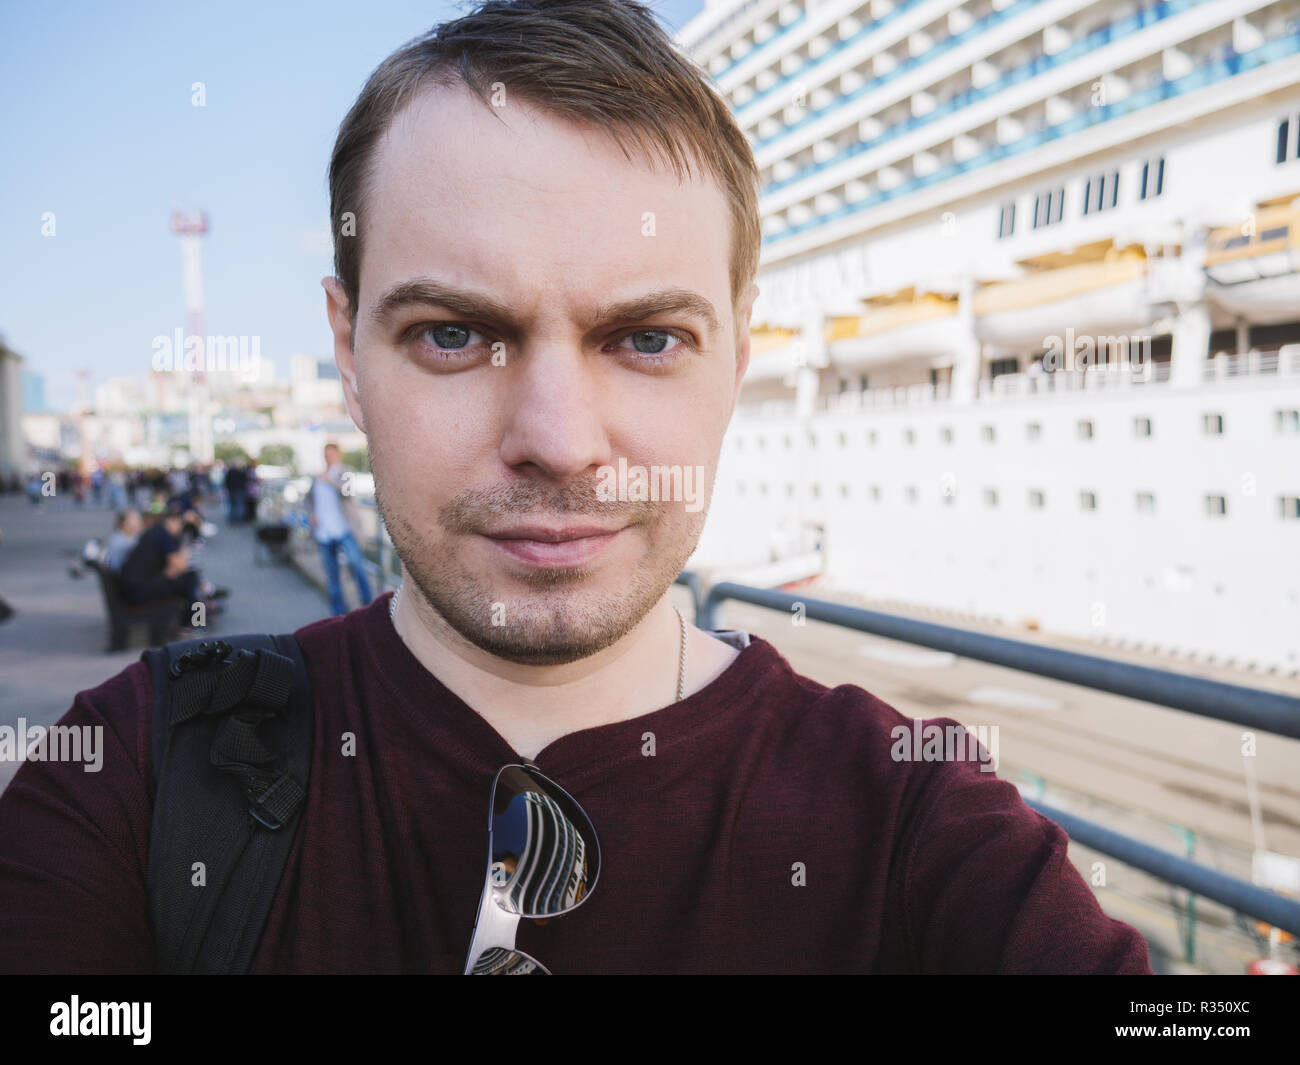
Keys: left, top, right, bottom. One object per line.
{"left": 1139, "top": 157, "right": 1165, "bottom": 200}
{"left": 941, "top": 426, "right": 953, "bottom": 444}
{"left": 1133, "top": 416, "right": 1152, "bottom": 437}
{"left": 904, "top": 428, "right": 915, "bottom": 444}
{"left": 1080, "top": 491, "right": 1097, "bottom": 511}
{"left": 1083, "top": 170, "right": 1119, "bottom": 213}
{"left": 984, "top": 488, "right": 998, "bottom": 507}
{"left": 1280, "top": 496, "right": 1300, "bottom": 520}
{"left": 1026, "top": 422, "right": 1042, "bottom": 440}
{"left": 811, "top": 482, "right": 821, "bottom": 498}
{"left": 1077, "top": 419, "right": 1094, "bottom": 439}
{"left": 840, "top": 483, "right": 850, "bottom": 499}
{"left": 1136, "top": 491, "right": 1155, "bottom": 512}
{"left": 868, "top": 430, "right": 878, "bottom": 445}
{"left": 870, "top": 484, "right": 881, "bottom": 501}
{"left": 1277, "top": 117, "right": 1291, "bottom": 164}
{"left": 905, "top": 485, "right": 918, "bottom": 503}
{"left": 1205, "top": 494, "right": 1227, "bottom": 517}
{"left": 1203, "top": 412, "right": 1224, "bottom": 435}
{"left": 997, "top": 201, "right": 1016, "bottom": 239}
{"left": 786, "top": 483, "right": 795, "bottom": 497}
{"left": 1261, "top": 226, "right": 1290, "bottom": 242}
{"left": 981, "top": 424, "right": 995, "bottom": 442}
{"left": 1029, "top": 489, "right": 1045, "bottom": 508}
{"left": 838, "top": 431, "right": 848, "bottom": 447}
{"left": 1277, "top": 409, "right": 1300, "bottom": 432}
{"left": 1032, "top": 187, "right": 1064, "bottom": 227}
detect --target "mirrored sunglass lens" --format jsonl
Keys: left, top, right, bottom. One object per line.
{"left": 470, "top": 947, "right": 551, "bottom": 975}
{"left": 491, "top": 767, "right": 598, "bottom": 919}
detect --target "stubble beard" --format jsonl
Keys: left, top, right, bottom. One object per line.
{"left": 374, "top": 470, "right": 709, "bottom": 666}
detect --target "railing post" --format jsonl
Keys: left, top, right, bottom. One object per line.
{"left": 1170, "top": 824, "right": 1198, "bottom": 964}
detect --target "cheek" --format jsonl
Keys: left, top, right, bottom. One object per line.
{"left": 361, "top": 366, "right": 480, "bottom": 491}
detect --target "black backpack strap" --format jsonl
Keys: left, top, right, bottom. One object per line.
{"left": 142, "top": 632, "right": 314, "bottom": 974}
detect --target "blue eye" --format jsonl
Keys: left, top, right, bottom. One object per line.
{"left": 421, "top": 323, "right": 480, "bottom": 350}
{"left": 617, "top": 330, "right": 686, "bottom": 356}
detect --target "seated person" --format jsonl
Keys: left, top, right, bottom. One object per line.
{"left": 103, "top": 510, "right": 143, "bottom": 572}
{"left": 118, "top": 507, "right": 227, "bottom": 609}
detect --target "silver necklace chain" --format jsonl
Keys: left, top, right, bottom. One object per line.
{"left": 390, "top": 585, "right": 688, "bottom": 702}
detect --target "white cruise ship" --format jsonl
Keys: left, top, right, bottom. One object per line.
{"left": 678, "top": 0, "right": 1300, "bottom": 672}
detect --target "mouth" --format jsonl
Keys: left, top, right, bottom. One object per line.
{"left": 479, "top": 523, "right": 625, "bottom": 568}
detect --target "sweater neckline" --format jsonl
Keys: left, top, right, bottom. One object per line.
{"left": 356, "top": 591, "right": 778, "bottom": 784}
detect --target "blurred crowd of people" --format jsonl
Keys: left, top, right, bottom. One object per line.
{"left": 24, "top": 461, "right": 262, "bottom": 521}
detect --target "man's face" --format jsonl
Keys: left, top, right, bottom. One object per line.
{"left": 325, "top": 82, "right": 755, "bottom": 665}
{"left": 324, "top": 445, "right": 341, "bottom": 467}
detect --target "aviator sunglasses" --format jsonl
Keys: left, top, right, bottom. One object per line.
{"left": 463, "top": 763, "right": 600, "bottom": 974}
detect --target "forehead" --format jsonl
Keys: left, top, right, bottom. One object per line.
{"left": 360, "top": 81, "right": 733, "bottom": 321}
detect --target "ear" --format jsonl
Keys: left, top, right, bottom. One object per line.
{"left": 323, "top": 277, "right": 365, "bottom": 434}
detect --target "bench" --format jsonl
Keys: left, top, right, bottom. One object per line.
{"left": 85, "top": 558, "right": 187, "bottom": 652}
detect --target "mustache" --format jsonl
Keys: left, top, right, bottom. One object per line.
{"left": 438, "top": 476, "right": 657, "bottom": 533}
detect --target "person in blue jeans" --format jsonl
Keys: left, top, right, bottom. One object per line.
{"left": 307, "top": 443, "right": 373, "bottom": 616}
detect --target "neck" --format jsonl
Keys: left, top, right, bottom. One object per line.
{"left": 388, "top": 576, "right": 739, "bottom": 759}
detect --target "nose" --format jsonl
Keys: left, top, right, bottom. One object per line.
{"left": 496, "top": 344, "right": 612, "bottom": 483}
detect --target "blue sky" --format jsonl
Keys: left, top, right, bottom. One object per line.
{"left": 0, "top": 0, "right": 706, "bottom": 410}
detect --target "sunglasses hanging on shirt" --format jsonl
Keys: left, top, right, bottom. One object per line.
{"left": 463, "top": 763, "right": 600, "bottom": 975}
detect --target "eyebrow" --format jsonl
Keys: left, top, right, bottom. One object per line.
{"left": 367, "top": 278, "right": 720, "bottom": 337}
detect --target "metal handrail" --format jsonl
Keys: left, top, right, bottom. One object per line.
{"left": 675, "top": 573, "right": 1300, "bottom": 939}
{"left": 686, "top": 580, "right": 1300, "bottom": 739}
{"left": 1027, "top": 801, "right": 1300, "bottom": 937}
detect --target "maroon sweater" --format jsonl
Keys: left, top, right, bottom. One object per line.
{"left": 0, "top": 593, "right": 1150, "bottom": 974}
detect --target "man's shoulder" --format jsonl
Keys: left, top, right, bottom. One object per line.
{"left": 745, "top": 633, "right": 929, "bottom": 744}
{"left": 741, "top": 635, "right": 1007, "bottom": 810}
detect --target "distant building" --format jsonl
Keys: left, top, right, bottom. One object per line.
{"left": 0, "top": 338, "right": 26, "bottom": 480}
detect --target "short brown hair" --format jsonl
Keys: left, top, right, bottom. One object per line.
{"left": 328, "top": 0, "right": 761, "bottom": 325}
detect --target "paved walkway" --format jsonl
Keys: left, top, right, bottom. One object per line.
{"left": 0, "top": 494, "right": 335, "bottom": 790}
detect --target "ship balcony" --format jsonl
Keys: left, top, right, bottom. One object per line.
{"left": 826, "top": 295, "right": 961, "bottom": 368}
{"left": 1205, "top": 204, "right": 1300, "bottom": 324}
{"left": 972, "top": 253, "right": 1155, "bottom": 350}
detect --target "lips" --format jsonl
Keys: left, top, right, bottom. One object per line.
{"left": 481, "top": 523, "right": 624, "bottom": 567}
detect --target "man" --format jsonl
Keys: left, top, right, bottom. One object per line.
{"left": 223, "top": 461, "right": 247, "bottom": 524}
{"left": 0, "top": 0, "right": 1149, "bottom": 974}
{"left": 117, "top": 506, "right": 226, "bottom": 610}
{"left": 117, "top": 508, "right": 200, "bottom": 607}
{"left": 307, "top": 442, "right": 374, "bottom": 615}
{"left": 103, "top": 509, "right": 144, "bottom": 572}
